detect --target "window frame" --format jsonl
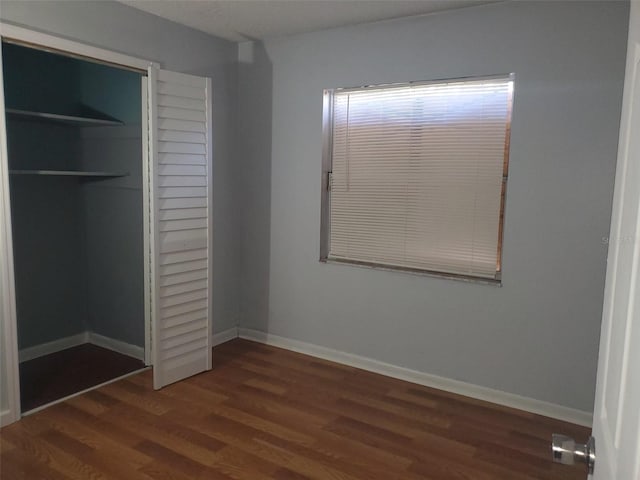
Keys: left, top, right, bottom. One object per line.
{"left": 319, "top": 74, "right": 515, "bottom": 285}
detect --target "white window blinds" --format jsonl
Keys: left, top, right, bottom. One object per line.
{"left": 327, "top": 76, "right": 513, "bottom": 280}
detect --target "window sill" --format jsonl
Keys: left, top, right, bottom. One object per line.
{"left": 319, "top": 257, "right": 502, "bottom": 287}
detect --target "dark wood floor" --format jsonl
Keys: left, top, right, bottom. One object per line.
{"left": 2, "top": 339, "right": 589, "bottom": 479}
{"left": 19, "top": 343, "right": 146, "bottom": 412}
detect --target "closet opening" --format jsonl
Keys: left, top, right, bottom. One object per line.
{"left": 2, "top": 40, "right": 149, "bottom": 413}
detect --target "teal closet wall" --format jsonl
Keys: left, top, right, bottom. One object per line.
{"left": 3, "top": 42, "right": 144, "bottom": 351}
{"left": 4, "top": 43, "right": 86, "bottom": 348}
{"left": 79, "top": 61, "right": 144, "bottom": 348}
{"left": 2, "top": 42, "right": 81, "bottom": 115}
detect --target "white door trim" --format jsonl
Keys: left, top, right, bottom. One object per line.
{"left": 147, "top": 66, "right": 160, "bottom": 384}
{"left": 0, "top": 22, "right": 159, "bottom": 425}
{"left": 206, "top": 76, "right": 214, "bottom": 373}
{"left": 141, "top": 77, "right": 152, "bottom": 366}
{"left": 0, "top": 41, "right": 20, "bottom": 427}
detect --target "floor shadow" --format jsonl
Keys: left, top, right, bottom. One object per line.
{"left": 19, "top": 343, "right": 144, "bottom": 411}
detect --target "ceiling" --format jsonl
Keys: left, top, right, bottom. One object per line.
{"left": 118, "top": 0, "right": 497, "bottom": 43}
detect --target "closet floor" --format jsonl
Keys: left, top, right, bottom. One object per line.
{"left": 19, "top": 343, "right": 145, "bottom": 412}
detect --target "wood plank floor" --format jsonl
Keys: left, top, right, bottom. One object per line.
{"left": 19, "top": 343, "right": 145, "bottom": 412}
{"left": 1, "top": 338, "right": 590, "bottom": 480}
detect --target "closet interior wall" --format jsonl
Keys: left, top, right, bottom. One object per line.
{"left": 79, "top": 61, "right": 144, "bottom": 349}
{"left": 3, "top": 43, "right": 144, "bottom": 355}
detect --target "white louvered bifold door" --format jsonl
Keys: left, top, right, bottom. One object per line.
{"left": 148, "top": 68, "right": 212, "bottom": 389}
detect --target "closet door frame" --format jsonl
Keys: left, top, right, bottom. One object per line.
{"left": 0, "top": 22, "right": 158, "bottom": 425}
{"left": 0, "top": 40, "right": 20, "bottom": 428}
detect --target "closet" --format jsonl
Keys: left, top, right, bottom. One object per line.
{"left": 2, "top": 41, "right": 146, "bottom": 412}
{"left": 1, "top": 26, "right": 215, "bottom": 423}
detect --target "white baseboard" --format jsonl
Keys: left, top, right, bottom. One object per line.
{"left": 87, "top": 332, "right": 144, "bottom": 361}
{"left": 18, "top": 326, "right": 236, "bottom": 364}
{"left": 18, "top": 332, "right": 88, "bottom": 363}
{"left": 1, "top": 408, "right": 18, "bottom": 428}
{"left": 238, "top": 328, "right": 593, "bottom": 427}
{"left": 212, "top": 327, "right": 239, "bottom": 346}
{"left": 19, "top": 331, "right": 144, "bottom": 363}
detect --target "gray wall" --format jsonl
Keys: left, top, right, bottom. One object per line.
{"left": 237, "top": 42, "right": 273, "bottom": 331}
{"left": 1, "top": 0, "right": 241, "bottom": 339}
{"left": 238, "top": 1, "right": 628, "bottom": 411}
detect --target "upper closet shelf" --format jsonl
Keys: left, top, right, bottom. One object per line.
{"left": 5, "top": 108, "right": 124, "bottom": 127}
{"left": 9, "top": 170, "right": 129, "bottom": 178}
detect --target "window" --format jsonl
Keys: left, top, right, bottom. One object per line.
{"left": 320, "top": 75, "right": 514, "bottom": 282}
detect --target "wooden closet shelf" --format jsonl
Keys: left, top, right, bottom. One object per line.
{"left": 6, "top": 108, "right": 124, "bottom": 127}
{"left": 9, "top": 170, "right": 130, "bottom": 178}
